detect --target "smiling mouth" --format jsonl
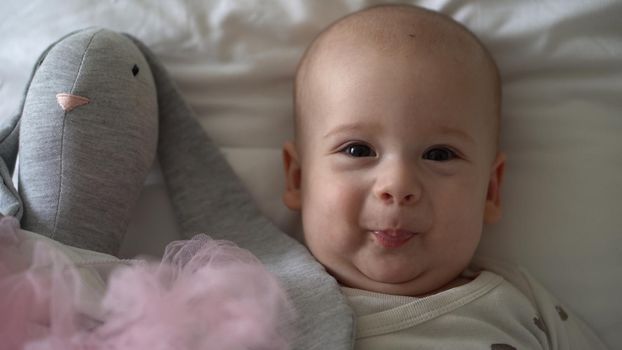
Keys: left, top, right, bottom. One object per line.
{"left": 371, "top": 229, "right": 417, "bottom": 249}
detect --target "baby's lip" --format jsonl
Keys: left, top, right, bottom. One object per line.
{"left": 371, "top": 229, "right": 417, "bottom": 249}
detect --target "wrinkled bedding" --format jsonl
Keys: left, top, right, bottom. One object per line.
{"left": 1, "top": 1, "right": 620, "bottom": 348}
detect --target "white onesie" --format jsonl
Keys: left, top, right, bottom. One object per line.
{"left": 342, "top": 258, "right": 607, "bottom": 350}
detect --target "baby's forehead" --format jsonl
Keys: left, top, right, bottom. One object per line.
{"left": 308, "top": 6, "right": 484, "bottom": 66}
{"left": 296, "top": 6, "right": 497, "bottom": 107}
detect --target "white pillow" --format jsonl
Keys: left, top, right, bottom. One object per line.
{"left": 0, "top": 1, "right": 619, "bottom": 348}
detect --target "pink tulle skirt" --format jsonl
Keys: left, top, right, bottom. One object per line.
{"left": 0, "top": 216, "right": 295, "bottom": 350}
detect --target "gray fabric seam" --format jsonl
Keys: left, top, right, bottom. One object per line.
{"left": 52, "top": 30, "right": 101, "bottom": 237}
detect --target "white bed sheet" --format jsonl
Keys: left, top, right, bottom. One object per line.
{"left": 1, "top": 1, "right": 620, "bottom": 348}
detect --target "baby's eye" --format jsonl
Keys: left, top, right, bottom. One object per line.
{"left": 422, "top": 147, "right": 457, "bottom": 161}
{"left": 341, "top": 143, "right": 376, "bottom": 158}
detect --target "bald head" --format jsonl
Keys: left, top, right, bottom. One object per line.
{"left": 293, "top": 5, "right": 501, "bottom": 151}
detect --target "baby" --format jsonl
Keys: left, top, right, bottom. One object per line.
{"left": 282, "top": 5, "right": 607, "bottom": 349}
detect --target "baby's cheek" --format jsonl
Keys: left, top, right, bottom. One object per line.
{"left": 309, "top": 184, "right": 363, "bottom": 249}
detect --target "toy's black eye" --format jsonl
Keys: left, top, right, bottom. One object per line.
{"left": 341, "top": 143, "right": 376, "bottom": 158}
{"left": 422, "top": 147, "right": 457, "bottom": 161}
{"left": 132, "top": 64, "right": 139, "bottom": 76}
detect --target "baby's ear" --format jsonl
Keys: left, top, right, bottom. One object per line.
{"left": 282, "top": 141, "right": 302, "bottom": 210}
{"left": 484, "top": 152, "right": 506, "bottom": 224}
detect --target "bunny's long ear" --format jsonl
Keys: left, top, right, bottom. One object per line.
{"left": 0, "top": 111, "right": 21, "bottom": 219}
{"left": 128, "top": 35, "right": 356, "bottom": 350}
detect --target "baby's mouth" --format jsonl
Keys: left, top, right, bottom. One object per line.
{"left": 371, "top": 229, "right": 416, "bottom": 249}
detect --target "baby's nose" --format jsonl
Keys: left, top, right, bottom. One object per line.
{"left": 379, "top": 191, "right": 417, "bottom": 206}
{"left": 374, "top": 165, "right": 421, "bottom": 206}
{"left": 56, "top": 93, "right": 90, "bottom": 112}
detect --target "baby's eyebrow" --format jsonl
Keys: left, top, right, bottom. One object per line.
{"left": 324, "top": 123, "right": 476, "bottom": 144}
{"left": 435, "top": 126, "right": 476, "bottom": 144}
{"left": 323, "top": 122, "right": 380, "bottom": 139}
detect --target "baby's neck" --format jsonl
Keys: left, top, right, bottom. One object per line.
{"left": 416, "top": 275, "right": 475, "bottom": 297}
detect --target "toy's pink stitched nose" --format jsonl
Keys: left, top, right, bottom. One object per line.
{"left": 56, "top": 93, "right": 90, "bottom": 112}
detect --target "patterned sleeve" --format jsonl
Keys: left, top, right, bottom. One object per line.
{"left": 473, "top": 257, "right": 609, "bottom": 350}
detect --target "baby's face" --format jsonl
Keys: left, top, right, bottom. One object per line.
{"left": 284, "top": 35, "right": 504, "bottom": 296}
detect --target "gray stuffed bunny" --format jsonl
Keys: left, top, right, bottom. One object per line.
{"left": 0, "top": 28, "right": 354, "bottom": 350}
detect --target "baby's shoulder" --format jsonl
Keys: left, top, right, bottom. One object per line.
{"left": 469, "top": 256, "right": 539, "bottom": 300}
{"left": 469, "top": 256, "right": 609, "bottom": 350}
